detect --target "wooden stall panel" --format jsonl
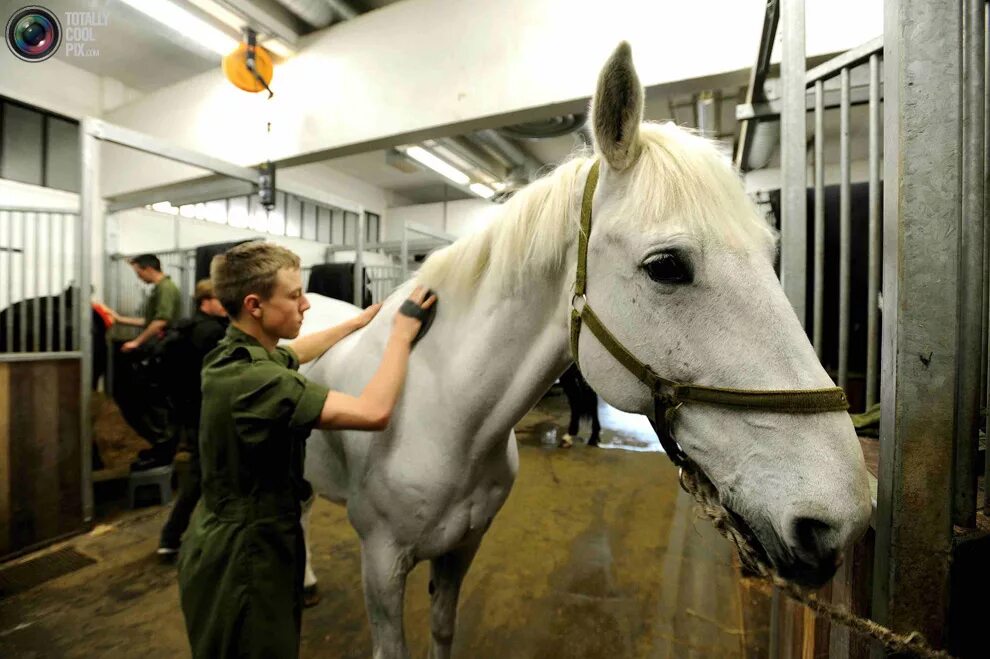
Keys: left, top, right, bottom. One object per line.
{"left": 0, "top": 359, "right": 83, "bottom": 558}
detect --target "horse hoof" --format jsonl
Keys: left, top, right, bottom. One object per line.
{"left": 303, "top": 584, "right": 320, "bottom": 608}
{"left": 560, "top": 434, "right": 575, "bottom": 449}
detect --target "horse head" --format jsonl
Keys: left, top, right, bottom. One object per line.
{"left": 572, "top": 43, "right": 871, "bottom": 588}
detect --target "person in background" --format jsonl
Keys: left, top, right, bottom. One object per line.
{"left": 110, "top": 254, "right": 182, "bottom": 352}
{"left": 108, "top": 254, "right": 183, "bottom": 470}
{"left": 157, "top": 279, "right": 228, "bottom": 560}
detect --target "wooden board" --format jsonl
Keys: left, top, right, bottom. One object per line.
{"left": 0, "top": 359, "right": 83, "bottom": 558}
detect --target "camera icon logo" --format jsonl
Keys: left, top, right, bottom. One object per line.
{"left": 6, "top": 5, "right": 62, "bottom": 62}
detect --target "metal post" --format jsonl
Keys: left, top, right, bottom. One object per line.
{"left": 872, "top": 0, "right": 961, "bottom": 649}
{"left": 984, "top": 0, "right": 990, "bottom": 515}
{"left": 838, "top": 67, "right": 851, "bottom": 391}
{"left": 46, "top": 213, "right": 54, "bottom": 351}
{"left": 32, "top": 213, "right": 40, "bottom": 352}
{"left": 20, "top": 212, "right": 27, "bottom": 351}
{"left": 955, "top": 0, "right": 986, "bottom": 527}
{"left": 79, "top": 119, "right": 96, "bottom": 523}
{"left": 58, "top": 213, "right": 66, "bottom": 351}
{"left": 813, "top": 80, "right": 825, "bottom": 358}
{"left": 401, "top": 223, "right": 409, "bottom": 282}
{"left": 867, "top": 55, "right": 882, "bottom": 409}
{"left": 354, "top": 208, "right": 365, "bottom": 306}
{"left": 779, "top": 0, "right": 808, "bottom": 325}
{"left": 4, "top": 211, "right": 12, "bottom": 352}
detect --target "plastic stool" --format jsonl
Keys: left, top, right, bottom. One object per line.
{"left": 128, "top": 464, "right": 173, "bottom": 508}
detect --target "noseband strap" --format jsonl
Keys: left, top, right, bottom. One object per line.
{"left": 569, "top": 160, "right": 849, "bottom": 466}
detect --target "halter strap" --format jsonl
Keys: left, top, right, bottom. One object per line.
{"left": 569, "top": 159, "right": 849, "bottom": 465}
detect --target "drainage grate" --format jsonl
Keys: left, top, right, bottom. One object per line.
{"left": 0, "top": 547, "right": 97, "bottom": 598}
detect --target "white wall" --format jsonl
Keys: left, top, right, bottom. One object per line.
{"left": 387, "top": 199, "right": 499, "bottom": 240}
{"left": 99, "top": 0, "right": 883, "bottom": 197}
{"left": 0, "top": 49, "right": 142, "bottom": 119}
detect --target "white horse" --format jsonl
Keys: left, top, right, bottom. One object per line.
{"left": 299, "top": 43, "right": 872, "bottom": 659}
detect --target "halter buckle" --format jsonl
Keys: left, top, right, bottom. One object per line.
{"left": 571, "top": 293, "right": 587, "bottom": 314}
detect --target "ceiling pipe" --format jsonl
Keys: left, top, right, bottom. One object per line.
{"left": 273, "top": 0, "right": 333, "bottom": 27}
{"left": 469, "top": 129, "right": 545, "bottom": 183}
{"left": 324, "top": 0, "right": 358, "bottom": 20}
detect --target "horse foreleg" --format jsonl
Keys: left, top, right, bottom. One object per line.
{"left": 361, "top": 536, "right": 414, "bottom": 659}
{"left": 300, "top": 493, "right": 319, "bottom": 604}
{"left": 428, "top": 538, "right": 482, "bottom": 659}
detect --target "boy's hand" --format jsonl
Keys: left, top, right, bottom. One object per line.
{"left": 354, "top": 303, "right": 383, "bottom": 329}
{"left": 392, "top": 286, "right": 437, "bottom": 345}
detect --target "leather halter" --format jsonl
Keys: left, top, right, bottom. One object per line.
{"left": 568, "top": 160, "right": 849, "bottom": 467}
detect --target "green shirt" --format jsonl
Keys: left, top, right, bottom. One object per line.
{"left": 199, "top": 324, "right": 329, "bottom": 516}
{"left": 143, "top": 275, "right": 181, "bottom": 326}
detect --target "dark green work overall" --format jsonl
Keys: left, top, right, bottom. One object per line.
{"left": 178, "top": 325, "right": 328, "bottom": 659}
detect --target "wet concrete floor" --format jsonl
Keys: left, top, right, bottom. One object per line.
{"left": 0, "top": 392, "right": 770, "bottom": 658}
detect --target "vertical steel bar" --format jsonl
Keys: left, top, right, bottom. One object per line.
{"left": 984, "top": 0, "right": 990, "bottom": 515}
{"left": 867, "top": 55, "right": 883, "bottom": 409}
{"left": 46, "top": 212, "right": 53, "bottom": 351}
{"left": 872, "top": 0, "right": 960, "bottom": 648}
{"left": 401, "top": 224, "right": 409, "bottom": 282}
{"left": 32, "top": 213, "right": 40, "bottom": 352}
{"left": 813, "top": 80, "right": 825, "bottom": 359}
{"left": 354, "top": 208, "right": 366, "bottom": 306}
{"left": 779, "top": 0, "right": 808, "bottom": 325}
{"left": 20, "top": 212, "right": 27, "bottom": 351}
{"left": 58, "top": 213, "right": 66, "bottom": 352}
{"left": 955, "top": 0, "right": 986, "bottom": 526}
{"left": 4, "top": 211, "right": 11, "bottom": 352}
{"left": 838, "top": 68, "right": 851, "bottom": 391}
{"left": 79, "top": 119, "right": 95, "bottom": 523}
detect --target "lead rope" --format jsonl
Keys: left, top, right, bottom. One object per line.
{"left": 677, "top": 465, "right": 955, "bottom": 659}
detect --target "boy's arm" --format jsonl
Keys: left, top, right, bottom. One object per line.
{"left": 288, "top": 303, "right": 381, "bottom": 364}
{"left": 315, "top": 287, "right": 435, "bottom": 431}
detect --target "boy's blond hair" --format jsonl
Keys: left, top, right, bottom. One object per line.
{"left": 211, "top": 242, "right": 301, "bottom": 317}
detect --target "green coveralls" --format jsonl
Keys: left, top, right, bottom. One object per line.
{"left": 145, "top": 275, "right": 182, "bottom": 327}
{"left": 178, "top": 325, "right": 329, "bottom": 659}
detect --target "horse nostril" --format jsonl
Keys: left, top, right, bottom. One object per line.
{"left": 793, "top": 517, "right": 835, "bottom": 558}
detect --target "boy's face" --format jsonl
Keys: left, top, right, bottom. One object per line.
{"left": 256, "top": 267, "right": 310, "bottom": 339}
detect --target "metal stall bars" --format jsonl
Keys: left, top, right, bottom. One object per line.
{"left": 0, "top": 207, "right": 80, "bottom": 356}
{"left": 803, "top": 38, "right": 885, "bottom": 401}
{"left": 326, "top": 220, "right": 457, "bottom": 305}
{"left": 80, "top": 118, "right": 260, "bottom": 523}
{"left": 0, "top": 206, "right": 86, "bottom": 558}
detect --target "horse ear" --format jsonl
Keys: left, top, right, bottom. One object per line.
{"left": 590, "top": 42, "right": 644, "bottom": 171}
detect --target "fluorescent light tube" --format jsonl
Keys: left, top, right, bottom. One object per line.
{"left": 469, "top": 183, "right": 495, "bottom": 199}
{"left": 404, "top": 146, "right": 470, "bottom": 185}
{"left": 118, "top": 0, "right": 238, "bottom": 56}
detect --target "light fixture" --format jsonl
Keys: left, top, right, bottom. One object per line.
{"left": 261, "top": 39, "right": 295, "bottom": 59}
{"left": 469, "top": 183, "right": 495, "bottom": 199}
{"left": 118, "top": 0, "right": 238, "bottom": 56}
{"left": 404, "top": 146, "right": 470, "bottom": 185}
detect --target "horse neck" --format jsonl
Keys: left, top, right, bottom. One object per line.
{"left": 429, "top": 263, "right": 574, "bottom": 452}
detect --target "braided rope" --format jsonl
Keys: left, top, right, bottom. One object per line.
{"left": 677, "top": 465, "right": 955, "bottom": 659}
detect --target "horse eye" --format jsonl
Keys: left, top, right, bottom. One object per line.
{"left": 643, "top": 252, "right": 693, "bottom": 284}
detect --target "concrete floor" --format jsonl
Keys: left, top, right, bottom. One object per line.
{"left": 0, "top": 392, "right": 770, "bottom": 658}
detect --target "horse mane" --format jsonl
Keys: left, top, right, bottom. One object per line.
{"left": 416, "top": 122, "right": 777, "bottom": 297}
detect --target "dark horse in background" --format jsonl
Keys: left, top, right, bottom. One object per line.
{"left": 0, "top": 287, "right": 108, "bottom": 390}
{"left": 559, "top": 364, "right": 601, "bottom": 447}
